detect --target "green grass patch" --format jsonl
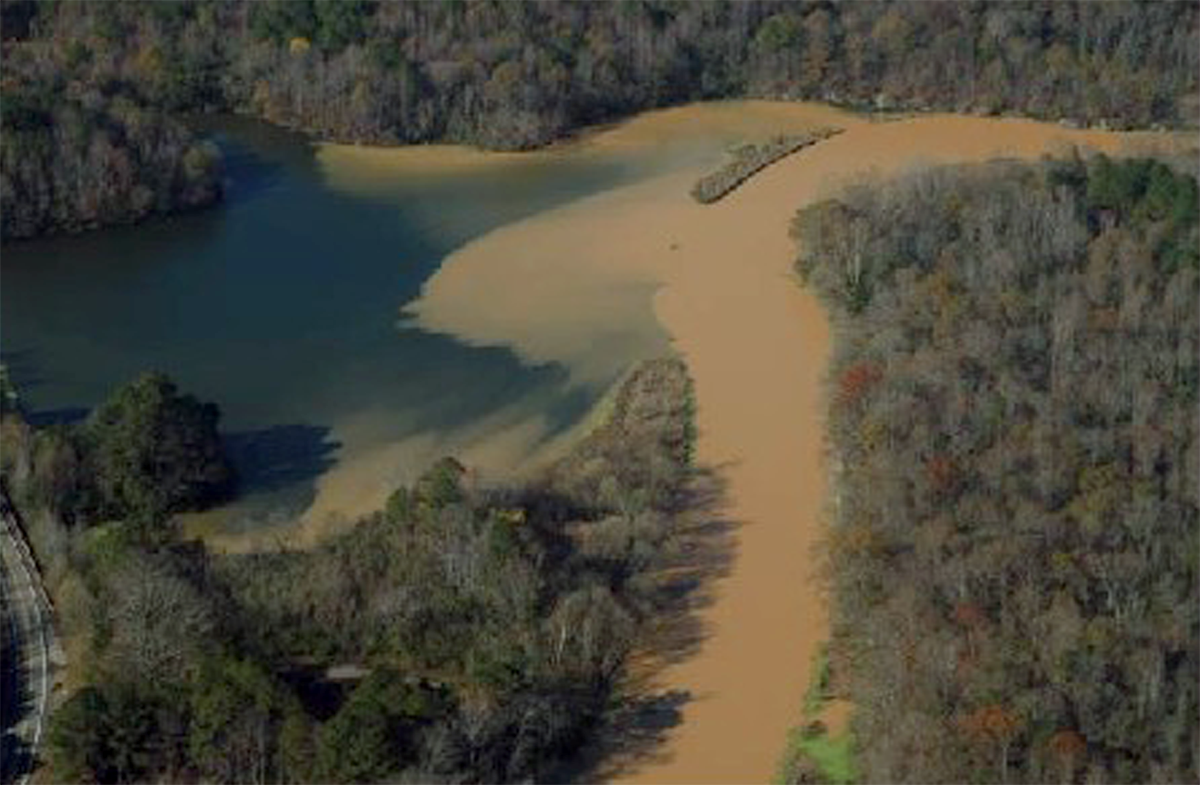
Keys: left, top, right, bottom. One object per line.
{"left": 802, "top": 643, "right": 832, "bottom": 716}
{"left": 776, "top": 642, "right": 856, "bottom": 784}
{"left": 794, "top": 725, "right": 856, "bottom": 784}
{"left": 777, "top": 720, "right": 858, "bottom": 785}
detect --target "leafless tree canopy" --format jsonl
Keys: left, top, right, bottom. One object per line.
{"left": 10, "top": 0, "right": 1192, "bottom": 144}
{"left": 795, "top": 154, "right": 1199, "bottom": 783}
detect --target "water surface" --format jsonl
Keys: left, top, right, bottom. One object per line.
{"left": 398, "top": 104, "right": 1185, "bottom": 783}
{"left": 1, "top": 116, "right": 674, "bottom": 534}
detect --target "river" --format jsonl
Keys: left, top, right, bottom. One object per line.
{"left": 0, "top": 102, "right": 1184, "bottom": 779}
{"left": 389, "top": 103, "right": 1183, "bottom": 783}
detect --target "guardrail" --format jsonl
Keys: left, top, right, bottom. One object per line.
{"left": 0, "top": 479, "right": 58, "bottom": 785}
{"left": 0, "top": 483, "right": 54, "bottom": 618}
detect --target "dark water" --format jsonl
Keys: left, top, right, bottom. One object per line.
{"left": 0, "top": 117, "right": 666, "bottom": 529}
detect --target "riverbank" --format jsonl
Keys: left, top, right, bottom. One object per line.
{"left": 185, "top": 98, "right": 1187, "bottom": 778}
{"left": 393, "top": 102, "right": 1186, "bottom": 782}
{"left": 209, "top": 101, "right": 858, "bottom": 550}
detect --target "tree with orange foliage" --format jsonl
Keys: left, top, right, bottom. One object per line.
{"left": 837, "top": 361, "right": 882, "bottom": 408}
{"left": 958, "top": 705, "right": 1023, "bottom": 781}
{"left": 1048, "top": 729, "right": 1086, "bottom": 783}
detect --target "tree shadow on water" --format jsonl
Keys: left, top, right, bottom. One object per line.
{"left": 224, "top": 424, "right": 341, "bottom": 499}
{"left": 0, "top": 349, "right": 51, "bottom": 414}
{"left": 204, "top": 424, "right": 342, "bottom": 533}
{"left": 23, "top": 407, "right": 89, "bottom": 427}
{"left": 566, "top": 464, "right": 742, "bottom": 782}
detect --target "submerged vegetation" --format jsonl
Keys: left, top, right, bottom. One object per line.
{"left": 3, "top": 358, "right": 697, "bottom": 783}
{"left": 794, "top": 154, "right": 1198, "bottom": 783}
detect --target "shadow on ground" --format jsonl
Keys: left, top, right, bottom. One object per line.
{"left": 562, "top": 463, "right": 741, "bottom": 781}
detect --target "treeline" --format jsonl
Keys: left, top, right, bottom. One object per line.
{"left": 0, "top": 85, "right": 223, "bottom": 240}
{"left": 0, "top": 358, "right": 696, "bottom": 782}
{"left": 1, "top": 372, "right": 233, "bottom": 529}
{"left": 4, "top": 0, "right": 1197, "bottom": 152}
{"left": 3, "top": 1, "right": 1195, "bottom": 239}
{"left": 793, "top": 155, "right": 1198, "bottom": 782}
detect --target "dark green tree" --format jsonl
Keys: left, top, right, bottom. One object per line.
{"left": 47, "top": 687, "right": 111, "bottom": 783}
{"left": 315, "top": 671, "right": 440, "bottom": 782}
{"left": 86, "top": 372, "right": 232, "bottom": 525}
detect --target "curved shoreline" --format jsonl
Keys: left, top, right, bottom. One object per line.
{"left": 624, "top": 114, "right": 1181, "bottom": 784}
{"left": 390, "top": 103, "right": 1185, "bottom": 783}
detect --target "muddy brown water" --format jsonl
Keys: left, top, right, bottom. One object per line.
{"left": 398, "top": 103, "right": 1183, "bottom": 783}
{"left": 5, "top": 100, "right": 1182, "bottom": 778}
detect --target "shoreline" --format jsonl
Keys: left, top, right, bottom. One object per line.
{"left": 191, "top": 100, "right": 1187, "bottom": 777}
{"left": 387, "top": 103, "right": 1186, "bottom": 783}
{"left": 385, "top": 101, "right": 859, "bottom": 783}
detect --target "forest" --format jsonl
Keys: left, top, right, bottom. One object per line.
{"left": 0, "top": 358, "right": 697, "bottom": 783}
{"left": 4, "top": 0, "right": 1195, "bottom": 238}
{"left": 792, "top": 154, "right": 1199, "bottom": 783}
{"left": 0, "top": 83, "right": 223, "bottom": 240}
{"left": 3, "top": 0, "right": 1198, "bottom": 238}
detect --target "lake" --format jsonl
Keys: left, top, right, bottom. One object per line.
{"left": 1, "top": 115, "right": 681, "bottom": 537}
{"left": 3, "top": 99, "right": 1184, "bottom": 779}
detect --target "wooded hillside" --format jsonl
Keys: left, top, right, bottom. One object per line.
{"left": 794, "top": 155, "right": 1198, "bottom": 783}
{"left": 0, "top": 86, "right": 222, "bottom": 240}
{"left": 7, "top": 0, "right": 1192, "bottom": 145}
{"left": 4, "top": 1, "right": 1195, "bottom": 239}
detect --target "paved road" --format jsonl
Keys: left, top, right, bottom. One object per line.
{"left": 1, "top": 487, "right": 59, "bottom": 785}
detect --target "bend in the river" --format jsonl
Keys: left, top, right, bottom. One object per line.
{"left": 400, "top": 103, "right": 1183, "bottom": 783}
{"left": 2, "top": 100, "right": 1184, "bottom": 780}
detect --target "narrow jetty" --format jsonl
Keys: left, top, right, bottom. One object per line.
{"left": 690, "top": 128, "right": 843, "bottom": 204}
